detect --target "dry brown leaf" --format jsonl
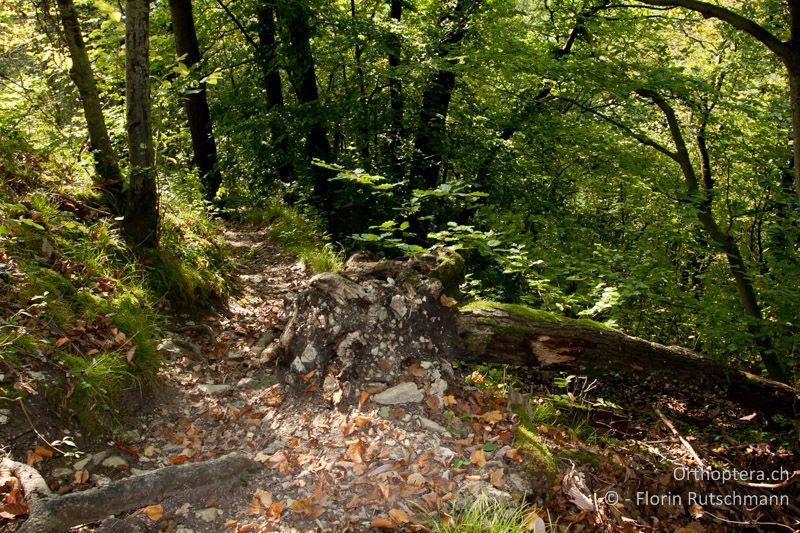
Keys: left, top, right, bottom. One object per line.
{"left": 443, "top": 395, "right": 457, "bottom": 407}
{"left": 354, "top": 416, "right": 371, "bottom": 427}
{"left": 358, "top": 390, "right": 369, "bottom": 411}
{"left": 54, "top": 337, "right": 69, "bottom": 348}
{"left": 34, "top": 446, "right": 53, "bottom": 459}
{"left": 223, "top": 519, "right": 238, "bottom": 529}
{"left": 505, "top": 447, "right": 522, "bottom": 462}
{"left": 143, "top": 504, "right": 164, "bottom": 521}
{"left": 370, "top": 517, "right": 396, "bottom": 529}
{"left": 246, "top": 497, "right": 262, "bottom": 517}
{"left": 470, "top": 448, "right": 486, "bottom": 467}
{"left": 407, "top": 472, "right": 426, "bottom": 486}
{"left": 490, "top": 467, "right": 505, "bottom": 488}
{"left": 267, "top": 501, "right": 284, "bottom": 521}
{"left": 345, "top": 440, "right": 365, "bottom": 463}
{"left": 388, "top": 508, "right": 409, "bottom": 524}
{"left": 73, "top": 469, "right": 89, "bottom": 484}
{"left": 254, "top": 488, "right": 273, "bottom": 508}
{"left": 168, "top": 454, "right": 189, "bottom": 465}
{"left": 482, "top": 410, "right": 504, "bottom": 424}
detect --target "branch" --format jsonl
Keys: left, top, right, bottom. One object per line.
{"left": 634, "top": 0, "right": 788, "bottom": 60}
{"left": 558, "top": 95, "right": 678, "bottom": 159}
{"left": 214, "top": 0, "right": 258, "bottom": 50}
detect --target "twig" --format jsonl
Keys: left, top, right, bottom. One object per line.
{"left": 703, "top": 509, "right": 797, "bottom": 532}
{"left": 2, "top": 397, "right": 69, "bottom": 456}
{"left": 654, "top": 408, "right": 705, "bottom": 468}
{"left": 736, "top": 471, "right": 799, "bottom": 490}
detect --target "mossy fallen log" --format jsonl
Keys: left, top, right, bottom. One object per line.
{"left": 457, "top": 302, "right": 798, "bottom": 419}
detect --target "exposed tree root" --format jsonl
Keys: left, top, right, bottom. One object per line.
{"left": 3, "top": 453, "right": 259, "bottom": 533}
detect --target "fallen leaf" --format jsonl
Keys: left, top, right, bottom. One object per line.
{"left": 143, "top": 504, "right": 164, "bottom": 521}
{"left": 482, "top": 410, "right": 504, "bottom": 424}
{"left": 168, "top": 454, "right": 189, "bottom": 465}
{"left": 54, "top": 337, "right": 69, "bottom": 348}
{"left": 370, "top": 517, "right": 396, "bottom": 529}
{"left": 354, "top": 416, "right": 371, "bottom": 427}
{"left": 490, "top": 467, "right": 505, "bottom": 488}
{"left": 443, "top": 395, "right": 457, "bottom": 407}
{"left": 523, "top": 509, "right": 546, "bottom": 532}
{"left": 34, "top": 446, "right": 53, "bottom": 459}
{"left": 739, "top": 412, "right": 757, "bottom": 421}
{"left": 470, "top": 448, "right": 486, "bottom": 467}
{"left": 358, "top": 390, "right": 369, "bottom": 411}
{"left": 246, "top": 497, "right": 262, "bottom": 517}
{"left": 389, "top": 508, "right": 409, "bottom": 524}
{"left": 74, "top": 469, "right": 89, "bottom": 484}
{"left": 255, "top": 489, "right": 273, "bottom": 508}
{"left": 266, "top": 501, "right": 284, "bottom": 521}
{"left": 407, "top": 472, "right": 426, "bottom": 486}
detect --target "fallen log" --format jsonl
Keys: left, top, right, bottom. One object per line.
{"left": 457, "top": 303, "right": 799, "bottom": 419}
{"left": 3, "top": 453, "right": 259, "bottom": 533}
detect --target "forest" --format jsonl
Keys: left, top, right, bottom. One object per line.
{"left": 0, "top": 0, "right": 798, "bottom": 531}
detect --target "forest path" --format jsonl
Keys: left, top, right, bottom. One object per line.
{"left": 84, "top": 223, "right": 536, "bottom": 532}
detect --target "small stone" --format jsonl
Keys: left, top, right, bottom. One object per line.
{"left": 420, "top": 361, "right": 433, "bottom": 369}
{"left": 51, "top": 467, "right": 72, "bottom": 479}
{"left": 390, "top": 295, "right": 407, "bottom": 318}
{"left": 373, "top": 382, "right": 424, "bottom": 405}
{"left": 198, "top": 384, "right": 231, "bottom": 395}
{"left": 418, "top": 417, "right": 448, "bottom": 434}
{"left": 430, "top": 378, "right": 448, "bottom": 396}
{"left": 195, "top": 508, "right": 222, "bottom": 523}
{"left": 175, "top": 503, "right": 192, "bottom": 517}
{"left": 73, "top": 456, "right": 91, "bottom": 470}
{"left": 237, "top": 377, "right": 257, "bottom": 388}
{"left": 101, "top": 456, "right": 129, "bottom": 469}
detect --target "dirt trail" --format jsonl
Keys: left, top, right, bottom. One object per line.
{"left": 41, "top": 224, "right": 534, "bottom": 532}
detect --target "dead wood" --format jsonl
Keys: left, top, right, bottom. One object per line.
{"left": 6, "top": 453, "right": 258, "bottom": 533}
{"left": 457, "top": 306, "right": 799, "bottom": 419}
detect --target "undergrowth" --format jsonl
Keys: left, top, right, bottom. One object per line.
{"left": 427, "top": 495, "right": 550, "bottom": 532}
{"left": 0, "top": 141, "right": 228, "bottom": 431}
{"left": 243, "top": 201, "right": 343, "bottom": 273}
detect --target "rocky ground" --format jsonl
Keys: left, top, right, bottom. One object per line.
{"left": 2, "top": 224, "right": 798, "bottom": 532}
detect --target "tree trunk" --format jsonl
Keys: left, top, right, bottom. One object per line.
{"left": 124, "top": 0, "right": 159, "bottom": 250}
{"left": 386, "top": 0, "right": 404, "bottom": 177}
{"left": 275, "top": 0, "right": 337, "bottom": 233}
{"left": 54, "top": 0, "right": 123, "bottom": 213}
{"left": 787, "top": 64, "right": 800, "bottom": 204}
{"left": 168, "top": 0, "right": 222, "bottom": 205}
{"left": 457, "top": 306, "right": 799, "bottom": 419}
{"left": 258, "top": 1, "right": 294, "bottom": 181}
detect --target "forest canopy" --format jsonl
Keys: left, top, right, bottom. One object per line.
{"left": 1, "top": 0, "right": 798, "bottom": 383}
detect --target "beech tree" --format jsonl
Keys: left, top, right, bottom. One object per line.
{"left": 124, "top": 0, "right": 158, "bottom": 250}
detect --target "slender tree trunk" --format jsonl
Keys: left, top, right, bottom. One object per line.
{"left": 258, "top": 1, "right": 294, "bottom": 181}
{"left": 54, "top": 0, "right": 123, "bottom": 213}
{"left": 275, "top": 0, "right": 337, "bottom": 233}
{"left": 638, "top": 89, "right": 789, "bottom": 383}
{"left": 168, "top": 0, "right": 222, "bottom": 205}
{"left": 386, "top": 0, "right": 403, "bottom": 176}
{"left": 349, "top": 0, "right": 370, "bottom": 168}
{"left": 787, "top": 65, "right": 800, "bottom": 203}
{"left": 124, "top": 0, "right": 159, "bottom": 250}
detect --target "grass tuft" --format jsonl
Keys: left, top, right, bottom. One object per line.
{"left": 244, "top": 202, "right": 342, "bottom": 272}
{"left": 428, "top": 495, "right": 548, "bottom": 533}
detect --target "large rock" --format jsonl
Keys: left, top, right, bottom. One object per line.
{"left": 277, "top": 252, "right": 463, "bottom": 394}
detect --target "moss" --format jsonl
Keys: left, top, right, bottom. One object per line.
{"left": 461, "top": 300, "right": 613, "bottom": 331}
{"left": 515, "top": 424, "right": 557, "bottom": 480}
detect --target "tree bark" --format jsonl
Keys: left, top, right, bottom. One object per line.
{"left": 124, "top": 0, "right": 159, "bottom": 250}
{"left": 168, "top": 0, "right": 222, "bottom": 205}
{"left": 5, "top": 454, "right": 258, "bottom": 533}
{"left": 275, "top": 0, "right": 337, "bottom": 233}
{"left": 408, "top": 0, "right": 480, "bottom": 192}
{"left": 457, "top": 306, "right": 799, "bottom": 419}
{"left": 386, "top": 0, "right": 404, "bottom": 177}
{"left": 54, "top": 0, "right": 123, "bottom": 213}
{"left": 258, "top": 1, "right": 294, "bottom": 181}
{"left": 635, "top": 0, "right": 800, "bottom": 203}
